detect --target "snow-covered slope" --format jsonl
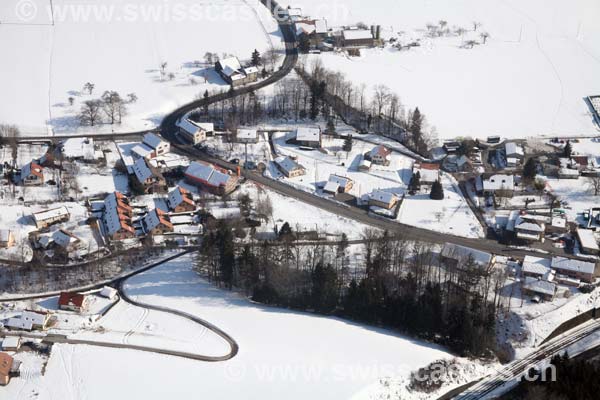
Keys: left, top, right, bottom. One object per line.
{"left": 0, "top": 0, "right": 283, "bottom": 135}
{"left": 290, "top": 0, "right": 600, "bottom": 139}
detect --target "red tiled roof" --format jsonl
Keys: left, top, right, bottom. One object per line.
{"left": 58, "top": 292, "right": 86, "bottom": 308}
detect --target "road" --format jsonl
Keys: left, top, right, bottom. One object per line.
{"left": 452, "top": 319, "right": 600, "bottom": 399}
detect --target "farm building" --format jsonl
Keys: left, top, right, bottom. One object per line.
{"left": 58, "top": 292, "right": 88, "bottom": 313}
{"left": 32, "top": 207, "right": 71, "bottom": 229}
{"left": 215, "top": 57, "right": 258, "bottom": 87}
{"left": 412, "top": 162, "right": 440, "bottom": 184}
{"left": 100, "top": 286, "right": 118, "bottom": 300}
{"left": 341, "top": 29, "right": 375, "bottom": 47}
{"left": 235, "top": 128, "right": 259, "bottom": 144}
{"left": 185, "top": 161, "right": 239, "bottom": 196}
{"left": 177, "top": 119, "right": 214, "bottom": 145}
{"left": 274, "top": 156, "right": 306, "bottom": 178}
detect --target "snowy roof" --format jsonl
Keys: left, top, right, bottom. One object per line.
{"left": 359, "top": 159, "right": 372, "bottom": 168}
{"left": 314, "top": 19, "right": 327, "bottom": 34}
{"left": 177, "top": 119, "right": 213, "bottom": 135}
{"left": 370, "top": 145, "right": 391, "bottom": 159}
{"left": 22, "top": 311, "right": 48, "bottom": 326}
{"left": 577, "top": 229, "right": 599, "bottom": 251}
{"left": 323, "top": 181, "right": 340, "bottom": 193}
{"left": 61, "top": 138, "right": 95, "bottom": 159}
{"left": 296, "top": 127, "right": 320, "bottom": 142}
{"left": 237, "top": 129, "right": 258, "bottom": 140}
{"left": 441, "top": 243, "right": 492, "bottom": 268}
{"left": 244, "top": 66, "right": 259, "bottom": 74}
{"left": 131, "top": 144, "right": 153, "bottom": 158}
{"left": 1, "top": 336, "right": 21, "bottom": 350}
{"left": 343, "top": 29, "right": 373, "bottom": 40}
{"left": 523, "top": 277, "right": 556, "bottom": 296}
{"left": 551, "top": 257, "right": 596, "bottom": 275}
{"left": 296, "top": 22, "right": 316, "bottom": 36}
{"left": 6, "top": 318, "right": 32, "bottom": 331}
{"left": 505, "top": 142, "right": 524, "bottom": 156}
{"left": 218, "top": 57, "right": 243, "bottom": 77}
{"left": 53, "top": 229, "right": 80, "bottom": 249}
{"left": 142, "top": 209, "right": 173, "bottom": 232}
{"left": 100, "top": 286, "right": 118, "bottom": 299}
{"left": 207, "top": 169, "right": 231, "bottom": 187}
{"left": 522, "top": 256, "right": 551, "bottom": 276}
{"left": 369, "top": 190, "right": 397, "bottom": 204}
{"left": 33, "top": 206, "right": 70, "bottom": 223}
{"left": 132, "top": 157, "right": 154, "bottom": 182}
{"left": 515, "top": 217, "right": 545, "bottom": 233}
{"left": 328, "top": 174, "right": 352, "bottom": 187}
{"left": 185, "top": 161, "right": 234, "bottom": 188}
{"left": 483, "top": 174, "right": 514, "bottom": 191}
{"left": 274, "top": 156, "right": 304, "bottom": 174}
{"left": 168, "top": 186, "right": 194, "bottom": 209}
{"left": 142, "top": 133, "right": 165, "bottom": 150}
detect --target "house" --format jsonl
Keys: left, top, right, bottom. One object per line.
{"left": 558, "top": 167, "right": 580, "bottom": 179}
{"left": 132, "top": 157, "right": 167, "bottom": 194}
{"left": 577, "top": 228, "right": 599, "bottom": 255}
{"left": 5, "top": 318, "right": 33, "bottom": 331}
{"left": 0, "top": 230, "right": 15, "bottom": 248}
{"left": 482, "top": 174, "right": 515, "bottom": 196}
{"left": 440, "top": 243, "right": 494, "bottom": 271}
{"left": 130, "top": 143, "right": 154, "bottom": 160}
{"left": 141, "top": 209, "right": 174, "bottom": 235}
{"left": 368, "top": 190, "right": 399, "bottom": 210}
{"left": 142, "top": 133, "right": 170, "bottom": 157}
{"left": 368, "top": 145, "right": 392, "bottom": 166}
{"left": 0, "top": 353, "right": 14, "bottom": 386}
{"left": 235, "top": 128, "right": 259, "bottom": 144}
{"left": 19, "top": 162, "right": 44, "bottom": 186}
{"left": 184, "top": 161, "right": 239, "bottom": 196}
{"left": 1, "top": 337, "right": 21, "bottom": 352}
{"left": 177, "top": 119, "right": 213, "bottom": 145}
{"left": 167, "top": 186, "right": 196, "bottom": 213}
{"left": 21, "top": 310, "right": 50, "bottom": 330}
{"left": 100, "top": 286, "right": 118, "bottom": 300}
{"left": 274, "top": 156, "right": 306, "bottom": 178}
{"left": 58, "top": 292, "right": 88, "bottom": 313}
{"left": 522, "top": 277, "right": 557, "bottom": 302}
{"left": 32, "top": 206, "right": 71, "bottom": 229}
{"left": 103, "top": 192, "right": 135, "bottom": 240}
{"left": 324, "top": 174, "right": 353, "bottom": 194}
{"left": 551, "top": 257, "right": 596, "bottom": 283}
{"left": 444, "top": 155, "right": 471, "bottom": 172}
{"left": 341, "top": 29, "right": 375, "bottom": 47}
{"left": 505, "top": 142, "right": 524, "bottom": 161}
{"left": 521, "top": 256, "right": 551, "bottom": 279}
{"left": 412, "top": 162, "right": 440, "bottom": 184}
{"left": 60, "top": 138, "right": 98, "bottom": 161}
{"left": 295, "top": 19, "right": 329, "bottom": 47}
{"left": 358, "top": 159, "right": 372, "bottom": 171}
{"left": 513, "top": 215, "right": 546, "bottom": 242}
{"left": 215, "top": 57, "right": 258, "bottom": 87}
{"left": 52, "top": 229, "right": 87, "bottom": 257}
{"left": 295, "top": 127, "right": 321, "bottom": 148}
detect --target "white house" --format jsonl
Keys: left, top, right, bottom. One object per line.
{"left": 142, "top": 133, "right": 170, "bottom": 157}
{"left": 177, "top": 119, "right": 214, "bottom": 145}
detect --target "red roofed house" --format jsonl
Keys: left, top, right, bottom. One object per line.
{"left": 167, "top": 186, "right": 196, "bottom": 213}
{"left": 184, "top": 161, "right": 239, "bottom": 196}
{"left": 0, "top": 352, "right": 14, "bottom": 386}
{"left": 368, "top": 145, "right": 392, "bottom": 166}
{"left": 58, "top": 292, "right": 88, "bottom": 312}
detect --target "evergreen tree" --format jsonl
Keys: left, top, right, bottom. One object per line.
{"left": 523, "top": 157, "right": 537, "bottom": 182}
{"left": 408, "top": 171, "right": 421, "bottom": 193}
{"left": 410, "top": 107, "right": 423, "bottom": 142}
{"left": 326, "top": 119, "right": 336, "bottom": 134}
{"left": 311, "top": 262, "right": 339, "bottom": 312}
{"left": 203, "top": 90, "right": 209, "bottom": 114}
{"left": 343, "top": 135, "right": 353, "bottom": 152}
{"left": 299, "top": 35, "right": 310, "bottom": 53}
{"left": 563, "top": 140, "right": 572, "bottom": 158}
{"left": 430, "top": 179, "right": 444, "bottom": 200}
{"left": 251, "top": 49, "right": 261, "bottom": 66}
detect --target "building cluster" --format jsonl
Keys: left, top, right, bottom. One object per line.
{"left": 215, "top": 56, "right": 259, "bottom": 87}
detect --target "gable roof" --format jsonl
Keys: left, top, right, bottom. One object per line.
{"left": 523, "top": 277, "right": 556, "bottom": 296}
{"left": 522, "top": 256, "right": 551, "bottom": 276}
{"left": 142, "top": 133, "right": 165, "bottom": 149}
{"left": 58, "top": 292, "right": 86, "bottom": 308}
{"left": 168, "top": 186, "right": 194, "bottom": 210}
{"left": 274, "top": 156, "right": 304, "bottom": 174}
{"left": 237, "top": 128, "right": 258, "bottom": 140}
{"left": 370, "top": 145, "right": 391, "bottom": 159}
{"left": 103, "top": 192, "right": 134, "bottom": 236}
{"left": 441, "top": 243, "right": 492, "bottom": 268}
{"left": 328, "top": 174, "right": 352, "bottom": 187}
{"left": 33, "top": 206, "right": 70, "bottom": 223}
{"left": 217, "top": 57, "right": 243, "bottom": 77}
{"left": 142, "top": 208, "right": 173, "bottom": 232}
{"left": 132, "top": 157, "right": 154, "bottom": 183}
{"left": 185, "top": 161, "right": 235, "bottom": 188}
{"left": 369, "top": 190, "right": 397, "bottom": 204}
{"left": 483, "top": 174, "right": 514, "bottom": 191}
{"left": 551, "top": 257, "right": 596, "bottom": 275}
{"left": 296, "top": 127, "right": 320, "bottom": 142}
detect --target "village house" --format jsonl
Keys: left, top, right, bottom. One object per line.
{"left": 1, "top": 337, "right": 21, "bottom": 352}
{"left": 295, "top": 19, "right": 329, "bottom": 47}
{"left": 51, "top": 229, "right": 87, "bottom": 259}
{"left": 184, "top": 161, "right": 239, "bottom": 196}
{"left": 558, "top": 158, "right": 580, "bottom": 179}
{"left": 368, "top": 190, "right": 399, "bottom": 210}
{"left": 505, "top": 142, "right": 524, "bottom": 166}
{"left": 142, "top": 133, "right": 170, "bottom": 157}
{"left": 508, "top": 212, "right": 546, "bottom": 242}
{"left": 341, "top": 29, "right": 375, "bottom": 47}
{"left": 103, "top": 191, "right": 136, "bottom": 240}
{"left": 0, "top": 353, "right": 15, "bottom": 386}
{"left": 412, "top": 162, "right": 440, "bottom": 185}
{"left": 32, "top": 206, "right": 71, "bottom": 229}
{"left": 295, "top": 127, "right": 321, "bottom": 148}
{"left": 324, "top": 174, "right": 354, "bottom": 194}
{"left": 19, "top": 161, "right": 44, "bottom": 186}
{"left": 482, "top": 174, "right": 515, "bottom": 196}
{"left": 368, "top": 145, "right": 392, "bottom": 166}
{"left": 0, "top": 229, "right": 15, "bottom": 248}
{"left": 440, "top": 243, "right": 494, "bottom": 272}
{"left": 142, "top": 208, "right": 174, "bottom": 235}
{"left": 551, "top": 257, "right": 596, "bottom": 283}
{"left": 522, "top": 277, "right": 557, "bottom": 302}
{"left": 167, "top": 186, "right": 196, "bottom": 213}
{"left": 576, "top": 228, "right": 599, "bottom": 255}
{"left": 100, "top": 286, "right": 118, "bottom": 300}
{"left": 358, "top": 159, "right": 372, "bottom": 171}
{"left": 6, "top": 310, "right": 50, "bottom": 332}
{"left": 235, "top": 128, "right": 259, "bottom": 144}
{"left": 58, "top": 292, "right": 88, "bottom": 313}
{"left": 274, "top": 156, "right": 306, "bottom": 178}
{"left": 215, "top": 56, "right": 258, "bottom": 87}
{"left": 177, "top": 119, "right": 214, "bottom": 145}
{"left": 521, "top": 256, "right": 551, "bottom": 279}
{"left": 132, "top": 157, "right": 167, "bottom": 194}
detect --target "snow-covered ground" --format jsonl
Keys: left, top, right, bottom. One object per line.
{"left": 291, "top": 0, "right": 600, "bottom": 139}
{"left": 2, "top": 254, "right": 462, "bottom": 399}
{"left": 0, "top": 0, "right": 284, "bottom": 135}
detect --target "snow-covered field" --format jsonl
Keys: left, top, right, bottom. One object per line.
{"left": 292, "top": 0, "right": 600, "bottom": 139}
{"left": 3, "top": 255, "right": 459, "bottom": 399}
{"left": 0, "top": 0, "right": 283, "bottom": 135}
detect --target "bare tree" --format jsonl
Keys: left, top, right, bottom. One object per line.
{"left": 372, "top": 84, "right": 391, "bottom": 116}
{"left": 83, "top": 82, "right": 95, "bottom": 95}
{"left": 472, "top": 21, "right": 482, "bottom": 31}
{"left": 79, "top": 100, "right": 103, "bottom": 126}
{"left": 480, "top": 32, "right": 490, "bottom": 44}
{"left": 101, "top": 91, "right": 127, "bottom": 124}
{"left": 588, "top": 176, "right": 600, "bottom": 196}
{"left": 264, "top": 48, "right": 282, "bottom": 71}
